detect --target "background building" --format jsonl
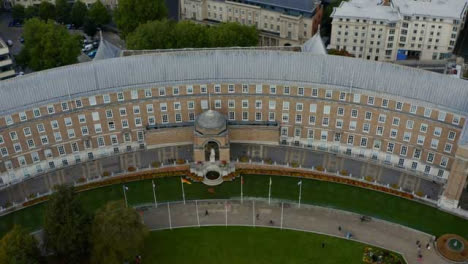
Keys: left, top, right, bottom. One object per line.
{"left": 0, "top": 38, "right": 15, "bottom": 80}
{"left": 329, "top": 0, "right": 468, "bottom": 62}
{"left": 180, "top": 0, "right": 323, "bottom": 46}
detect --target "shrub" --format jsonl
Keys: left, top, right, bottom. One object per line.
{"left": 390, "top": 183, "right": 399, "bottom": 189}
{"left": 151, "top": 161, "right": 161, "bottom": 168}
{"left": 315, "top": 165, "right": 324, "bottom": 171}
{"left": 291, "top": 161, "right": 299, "bottom": 168}
{"left": 365, "top": 176, "right": 374, "bottom": 182}
{"left": 102, "top": 171, "right": 110, "bottom": 177}
{"left": 415, "top": 191, "right": 424, "bottom": 197}
{"left": 127, "top": 166, "right": 136, "bottom": 172}
{"left": 77, "top": 177, "right": 86, "bottom": 183}
{"left": 176, "top": 159, "right": 185, "bottom": 165}
{"left": 264, "top": 158, "right": 273, "bottom": 165}
{"left": 27, "top": 193, "right": 37, "bottom": 200}
{"left": 339, "top": 169, "right": 349, "bottom": 176}
{"left": 4, "top": 201, "right": 12, "bottom": 208}
{"left": 239, "top": 156, "right": 249, "bottom": 163}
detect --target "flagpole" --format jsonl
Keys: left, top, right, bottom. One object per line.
{"left": 298, "top": 180, "right": 302, "bottom": 208}
{"left": 123, "top": 185, "right": 128, "bottom": 208}
{"left": 152, "top": 180, "right": 157, "bottom": 208}
{"left": 181, "top": 177, "right": 186, "bottom": 204}
{"left": 240, "top": 176, "right": 243, "bottom": 204}
{"left": 268, "top": 177, "right": 272, "bottom": 205}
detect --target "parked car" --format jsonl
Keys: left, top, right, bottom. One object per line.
{"left": 82, "top": 44, "right": 93, "bottom": 52}
{"left": 87, "top": 50, "right": 97, "bottom": 58}
{"left": 6, "top": 40, "right": 13, "bottom": 47}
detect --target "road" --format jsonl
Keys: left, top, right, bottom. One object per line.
{"left": 142, "top": 199, "right": 447, "bottom": 264}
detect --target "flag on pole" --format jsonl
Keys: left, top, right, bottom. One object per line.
{"left": 241, "top": 176, "right": 244, "bottom": 185}
{"left": 152, "top": 182, "right": 156, "bottom": 188}
{"left": 181, "top": 178, "right": 192, "bottom": 184}
{"left": 124, "top": 185, "right": 129, "bottom": 191}
{"left": 298, "top": 180, "right": 302, "bottom": 185}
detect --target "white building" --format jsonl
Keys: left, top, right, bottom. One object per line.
{"left": 0, "top": 38, "right": 15, "bottom": 80}
{"left": 180, "top": 0, "right": 324, "bottom": 46}
{"left": 329, "top": 0, "right": 468, "bottom": 62}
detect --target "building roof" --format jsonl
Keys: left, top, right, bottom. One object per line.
{"left": 302, "top": 33, "right": 327, "bottom": 54}
{"left": 93, "top": 38, "right": 122, "bottom": 61}
{"left": 333, "top": 0, "right": 468, "bottom": 20}
{"left": 332, "top": 0, "right": 400, "bottom": 21}
{"left": 195, "top": 110, "right": 227, "bottom": 130}
{"left": 392, "top": 0, "right": 468, "bottom": 19}
{"left": 217, "top": 0, "right": 320, "bottom": 16}
{"left": 0, "top": 49, "right": 468, "bottom": 116}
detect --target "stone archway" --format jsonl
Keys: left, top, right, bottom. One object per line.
{"left": 204, "top": 141, "right": 220, "bottom": 162}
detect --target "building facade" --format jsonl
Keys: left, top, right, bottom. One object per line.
{"left": 180, "top": 0, "right": 323, "bottom": 46}
{"left": 0, "top": 49, "right": 467, "bottom": 210}
{"left": 329, "top": 0, "right": 468, "bottom": 62}
{"left": 0, "top": 38, "right": 15, "bottom": 81}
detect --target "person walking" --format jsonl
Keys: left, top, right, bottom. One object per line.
{"left": 338, "top": 226, "right": 342, "bottom": 231}
{"left": 205, "top": 210, "right": 209, "bottom": 216}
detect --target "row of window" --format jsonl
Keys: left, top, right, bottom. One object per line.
{"left": 2, "top": 85, "right": 462, "bottom": 127}
{"left": 281, "top": 127, "right": 450, "bottom": 168}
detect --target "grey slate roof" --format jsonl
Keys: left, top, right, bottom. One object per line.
{"left": 93, "top": 38, "right": 122, "bottom": 61}
{"left": 0, "top": 49, "right": 467, "bottom": 116}
{"left": 302, "top": 33, "right": 327, "bottom": 55}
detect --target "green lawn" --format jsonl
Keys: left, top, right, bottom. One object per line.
{"left": 0, "top": 175, "right": 467, "bottom": 238}
{"left": 143, "top": 226, "right": 404, "bottom": 264}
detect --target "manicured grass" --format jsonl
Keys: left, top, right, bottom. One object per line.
{"left": 0, "top": 175, "right": 467, "bottom": 239}
{"left": 143, "top": 226, "right": 404, "bottom": 264}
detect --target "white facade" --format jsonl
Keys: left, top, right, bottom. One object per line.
{"left": 0, "top": 38, "right": 15, "bottom": 81}
{"left": 329, "top": 0, "right": 468, "bottom": 62}
{"left": 180, "top": 0, "right": 323, "bottom": 46}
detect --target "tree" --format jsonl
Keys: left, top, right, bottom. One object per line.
{"left": 207, "top": 22, "right": 258, "bottom": 47}
{"left": 11, "top": 4, "right": 25, "bottom": 22}
{"left": 126, "top": 20, "right": 258, "bottom": 50}
{"left": 88, "top": 0, "right": 110, "bottom": 26}
{"left": 83, "top": 17, "right": 98, "bottom": 37}
{"left": 321, "top": 0, "right": 345, "bottom": 38}
{"left": 71, "top": 0, "right": 88, "bottom": 28}
{"left": 328, "top": 48, "right": 353, "bottom": 57}
{"left": 38, "top": 1, "right": 55, "bottom": 21}
{"left": 114, "top": 0, "right": 167, "bottom": 37}
{"left": 55, "top": 0, "right": 71, "bottom": 24}
{"left": 17, "top": 18, "right": 81, "bottom": 71}
{"left": 126, "top": 19, "right": 175, "bottom": 49}
{"left": 0, "top": 226, "right": 41, "bottom": 264}
{"left": 43, "top": 185, "right": 90, "bottom": 264}
{"left": 91, "top": 201, "right": 148, "bottom": 264}
{"left": 173, "top": 20, "right": 209, "bottom": 48}
{"left": 0, "top": 225, "right": 41, "bottom": 264}
{"left": 25, "top": 5, "right": 39, "bottom": 19}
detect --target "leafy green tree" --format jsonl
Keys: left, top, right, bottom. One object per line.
{"left": 17, "top": 18, "right": 81, "bottom": 71}
{"left": 43, "top": 185, "right": 90, "bottom": 264}
{"left": 55, "top": 0, "right": 71, "bottom": 24}
{"left": 321, "top": 0, "right": 345, "bottom": 37}
{"left": 25, "top": 5, "right": 39, "bottom": 19}
{"left": 38, "top": 1, "right": 55, "bottom": 21}
{"left": 127, "top": 20, "right": 258, "bottom": 50}
{"left": 71, "top": 0, "right": 88, "bottom": 28}
{"left": 114, "top": 0, "right": 167, "bottom": 37}
{"left": 126, "top": 19, "right": 175, "bottom": 49}
{"left": 207, "top": 22, "right": 258, "bottom": 47}
{"left": 83, "top": 17, "right": 98, "bottom": 37}
{"left": 91, "top": 201, "right": 148, "bottom": 264}
{"left": 0, "top": 225, "right": 41, "bottom": 264}
{"left": 173, "top": 20, "right": 209, "bottom": 48}
{"left": 11, "top": 4, "right": 25, "bottom": 22}
{"left": 88, "top": 0, "right": 110, "bottom": 26}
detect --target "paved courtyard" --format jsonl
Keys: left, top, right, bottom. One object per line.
{"left": 142, "top": 199, "right": 447, "bottom": 264}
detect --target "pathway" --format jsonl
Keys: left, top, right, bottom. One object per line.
{"left": 142, "top": 199, "right": 448, "bottom": 264}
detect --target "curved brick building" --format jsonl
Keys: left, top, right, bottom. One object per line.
{"left": 0, "top": 49, "right": 467, "bottom": 210}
